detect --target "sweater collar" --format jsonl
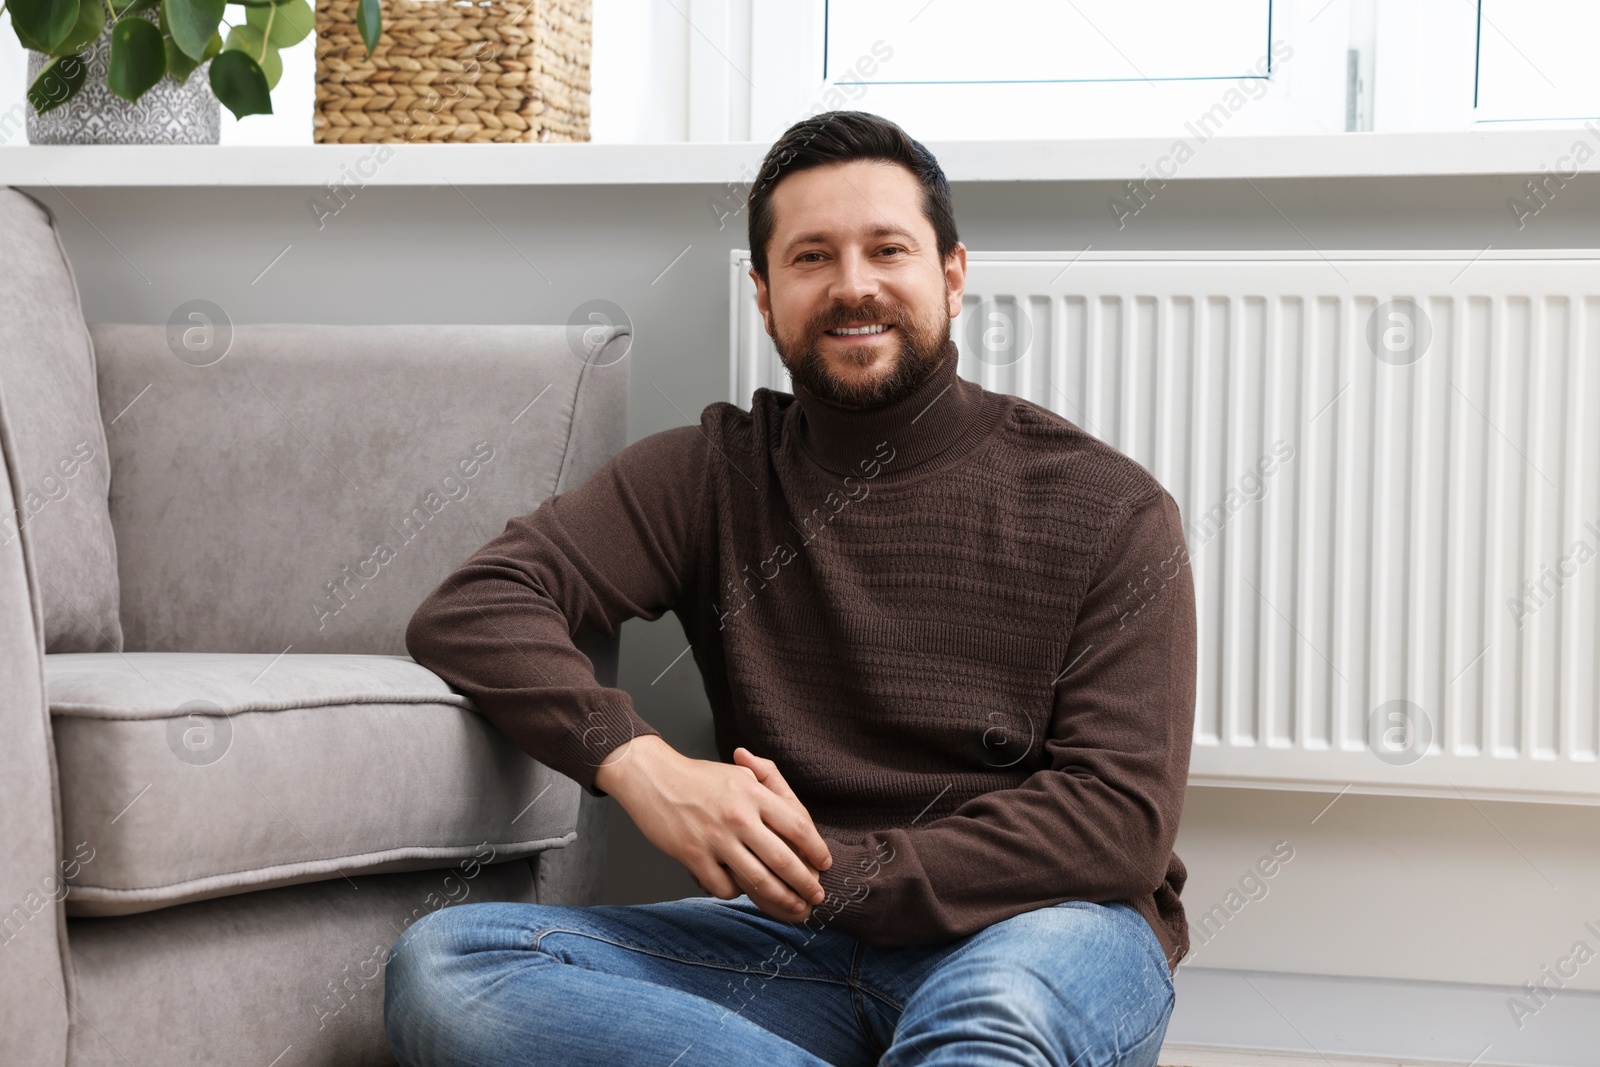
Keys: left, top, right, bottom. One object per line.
{"left": 790, "top": 339, "right": 983, "bottom": 478}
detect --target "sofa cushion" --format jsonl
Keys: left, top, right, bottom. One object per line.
{"left": 46, "top": 651, "right": 579, "bottom": 916}
{"left": 89, "top": 321, "right": 628, "bottom": 656}
{"left": 0, "top": 188, "right": 121, "bottom": 653}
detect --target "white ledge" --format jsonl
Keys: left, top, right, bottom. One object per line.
{"left": 0, "top": 130, "right": 1592, "bottom": 186}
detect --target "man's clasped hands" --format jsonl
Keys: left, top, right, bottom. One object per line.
{"left": 594, "top": 735, "right": 834, "bottom": 922}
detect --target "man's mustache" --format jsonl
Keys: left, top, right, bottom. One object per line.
{"left": 807, "top": 301, "right": 910, "bottom": 335}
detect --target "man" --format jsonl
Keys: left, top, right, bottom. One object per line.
{"left": 385, "top": 110, "right": 1196, "bottom": 1067}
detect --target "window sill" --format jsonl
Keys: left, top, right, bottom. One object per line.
{"left": 0, "top": 129, "right": 1584, "bottom": 186}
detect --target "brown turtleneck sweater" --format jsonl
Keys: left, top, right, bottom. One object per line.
{"left": 405, "top": 339, "right": 1198, "bottom": 972}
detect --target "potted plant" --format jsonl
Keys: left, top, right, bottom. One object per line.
{"left": 6, "top": 0, "right": 382, "bottom": 142}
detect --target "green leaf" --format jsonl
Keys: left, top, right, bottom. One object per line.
{"left": 107, "top": 15, "right": 166, "bottom": 101}
{"left": 112, "top": 0, "right": 159, "bottom": 14}
{"left": 11, "top": 16, "right": 52, "bottom": 53}
{"left": 163, "top": 0, "right": 225, "bottom": 61}
{"left": 168, "top": 27, "right": 220, "bottom": 81}
{"left": 10, "top": 0, "right": 80, "bottom": 52}
{"left": 26, "top": 52, "right": 87, "bottom": 114}
{"left": 245, "top": 0, "right": 311, "bottom": 48}
{"left": 208, "top": 48, "right": 272, "bottom": 118}
{"left": 164, "top": 33, "right": 200, "bottom": 82}
{"left": 50, "top": 0, "right": 102, "bottom": 55}
{"left": 356, "top": 0, "right": 380, "bottom": 58}
{"left": 225, "top": 25, "right": 280, "bottom": 90}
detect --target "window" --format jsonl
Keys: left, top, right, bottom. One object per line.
{"left": 746, "top": 0, "right": 1348, "bottom": 141}
{"left": 826, "top": 0, "right": 1272, "bottom": 84}
{"left": 1473, "top": 0, "right": 1600, "bottom": 123}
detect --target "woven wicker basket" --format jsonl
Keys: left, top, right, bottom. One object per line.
{"left": 314, "top": 0, "right": 590, "bottom": 143}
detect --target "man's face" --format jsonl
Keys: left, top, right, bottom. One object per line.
{"left": 752, "top": 160, "right": 966, "bottom": 409}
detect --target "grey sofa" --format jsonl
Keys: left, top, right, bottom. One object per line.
{"left": 0, "top": 187, "right": 629, "bottom": 1066}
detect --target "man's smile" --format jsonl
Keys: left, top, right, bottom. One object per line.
{"left": 824, "top": 323, "right": 895, "bottom": 343}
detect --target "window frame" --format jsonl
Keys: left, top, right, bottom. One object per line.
{"left": 746, "top": 0, "right": 1351, "bottom": 143}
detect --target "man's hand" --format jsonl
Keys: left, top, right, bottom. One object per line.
{"left": 595, "top": 736, "right": 833, "bottom": 922}
{"left": 728, "top": 747, "right": 829, "bottom": 918}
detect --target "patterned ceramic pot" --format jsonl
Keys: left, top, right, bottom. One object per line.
{"left": 24, "top": 9, "right": 221, "bottom": 145}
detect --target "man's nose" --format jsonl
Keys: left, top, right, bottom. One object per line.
{"left": 829, "top": 252, "right": 879, "bottom": 306}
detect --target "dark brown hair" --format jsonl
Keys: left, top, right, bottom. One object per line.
{"left": 746, "top": 110, "right": 958, "bottom": 280}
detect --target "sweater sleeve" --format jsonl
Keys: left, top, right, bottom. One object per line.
{"left": 811, "top": 488, "right": 1197, "bottom": 944}
{"left": 404, "top": 424, "right": 709, "bottom": 795}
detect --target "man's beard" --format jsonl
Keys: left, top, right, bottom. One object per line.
{"left": 773, "top": 292, "right": 951, "bottom": 410}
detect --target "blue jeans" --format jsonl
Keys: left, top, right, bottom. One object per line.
{"left": 383, "top": 894, "right": 1175, "bottom": 1067}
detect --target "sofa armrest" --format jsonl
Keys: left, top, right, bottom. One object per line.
{"left": 0, "top": 391, "right": 72, "bottom": 1065}
{"left": 89, "top": 323, "right": 629, "bottom": 657}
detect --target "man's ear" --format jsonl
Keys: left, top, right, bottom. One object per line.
{"left": 944, "top": 242, "right": 968, "bottom": 319}
{"left": 750, "top": 265, "right": 774, "bottom": 337}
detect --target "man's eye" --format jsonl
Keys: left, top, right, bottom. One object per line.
{"left": 879, "top": 246, "right": 904, "bottom": 256}
{"left": 797, "top": 252, "right": 824, "bottom": 263}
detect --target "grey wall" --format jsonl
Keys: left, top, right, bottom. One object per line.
{"left": 23, "top": 172, "right": 1600, "bottom": 915}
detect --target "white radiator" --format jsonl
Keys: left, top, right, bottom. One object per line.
{"left": 730, "top": 250, "right": 1600, "bottom": 806}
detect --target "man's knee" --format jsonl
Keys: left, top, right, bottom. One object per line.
{"left": 888, "top": 903, "right": 1174, "bottom": 1066}
{"left": 383, "top": 902, "right": 555, "bottom": 1058}
{"left": 894, "top": 969, "right": 1170, "bottom": 1067}
{"left": 384, "top": 907, "right": 469, "bottom": 1049}
{"left": 388, "top": 904, "right": 476, "bottom": 987}
{"left": 985, "top": 903, "right": 1174, "bottom": 1038}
